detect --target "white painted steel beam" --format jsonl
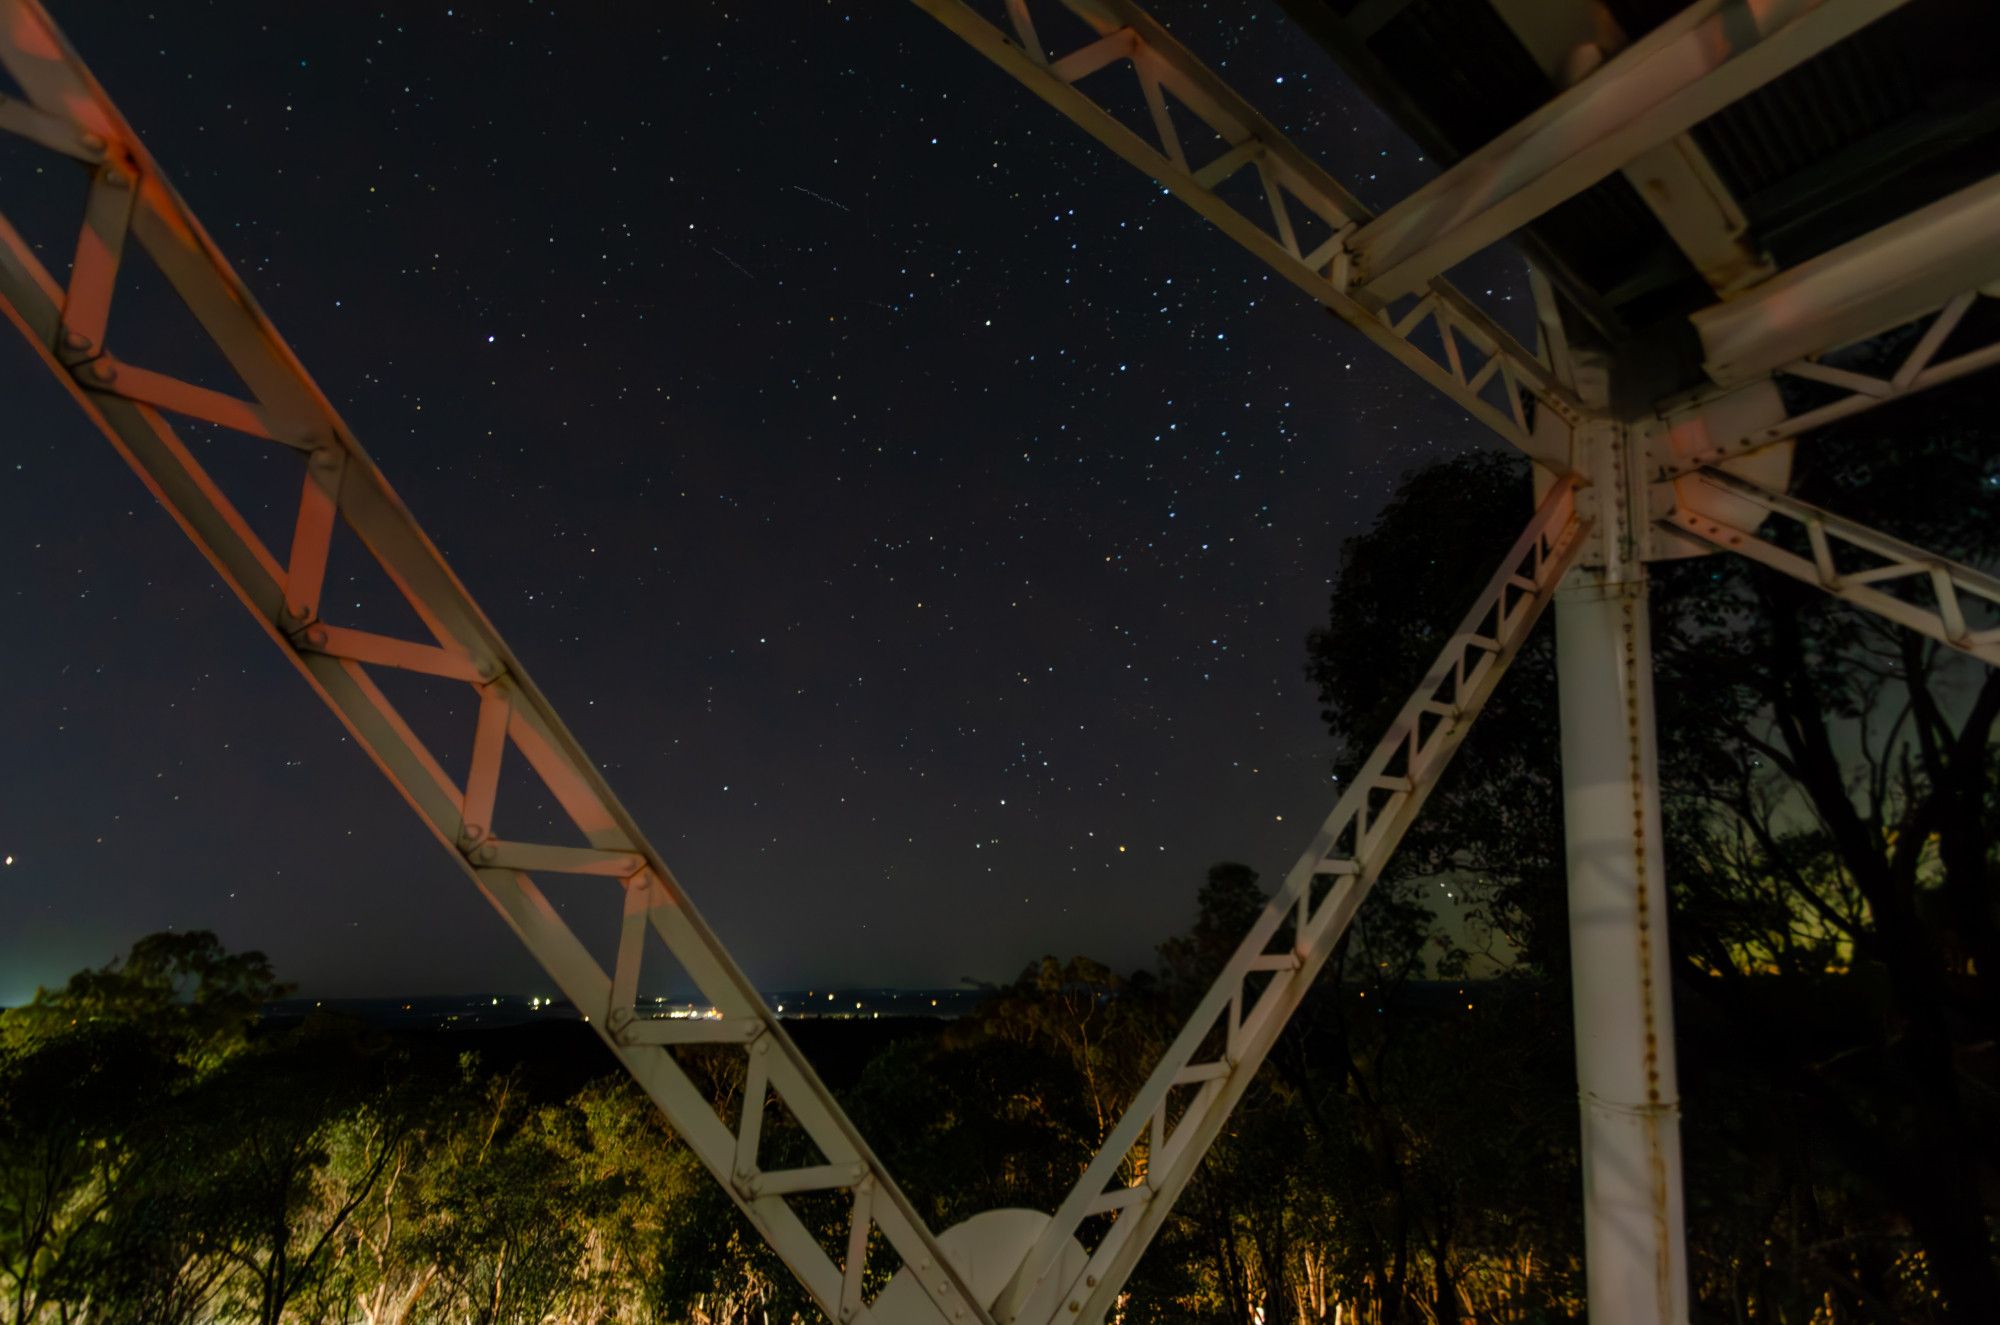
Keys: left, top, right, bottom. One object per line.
{"left": 1664, "top": 468, "right": 2000, "bottom": 666}
{"left": 1621, "top": 135, "right": 1774, "bottom": 296}
{"left": 0, "top": 5, "right": 991, "bottom": 1322}
{"left": 908, "top": 0, "right": 1585, "bottom": 459}
{"left": 1693, "top": 174, "right": 2000, "bottom": 388}
{"left": 1478, "top": 0, "right": 1774, "bottom": 294}
{"left": 1347, "top": 0, "right": 1910, "bottom": 304}
{"left": 1556, "top": 570, "right": 1689, "bottom": 1325}
{"left": 994, "top": 479, "right": 1588, "bottom": 1325}
{"left": 1557, "top": 418, "right": 1689, "bottom": 1325}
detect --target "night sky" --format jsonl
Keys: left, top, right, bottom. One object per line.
{"left": 0, "top": 2, "right": 1525, "bottom": 999}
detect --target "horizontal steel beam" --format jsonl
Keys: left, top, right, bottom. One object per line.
{"left": 1694, "top": 172, "right": 2000, "bottom": 388}
{"left": 1348, "top": 0, "right": 1909, "bottom": 304}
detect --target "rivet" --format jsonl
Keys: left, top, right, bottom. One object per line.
{"left": 475, "top": 842, "right": 497, "bottom": 864}
{"left": 88, "top": 358, "right": 116, "bottom": 383}
{"left": 61, "top": 329, "right": 90, "bottom": 352}
{"left": 303, "top": 626, "right": 328, "bottom": 649}
{"left": 79, "top": 131, "right": 105, "bottom": 154}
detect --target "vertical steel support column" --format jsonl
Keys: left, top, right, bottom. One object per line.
{"left": 1556, "top": 417, "right": 1689, "bottom": 1325}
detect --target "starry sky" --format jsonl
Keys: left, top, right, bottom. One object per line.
{"left": 0, "top": 1, "right": 1527, "bottom": 999}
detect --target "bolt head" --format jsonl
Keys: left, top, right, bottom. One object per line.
{"left": 61, "top": 329, "right": 90, "bottom": 352}
{"left": 87, "top": 359, "right": 116, "bottom": 383}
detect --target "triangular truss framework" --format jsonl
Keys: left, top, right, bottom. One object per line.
{"left": 2, "top": 1, "right": 1997, "bottom": 1323}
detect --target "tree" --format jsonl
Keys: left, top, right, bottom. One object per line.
{"left": 1648, "top": 393, "right": 2000, "bottom": 1319}
{"left": 0, "top": 931, "right": 289, "bottom": 1324}
{"left": 3, "top": 930, "right": 289, "bottom": 1069}
{"left": 189, "top": 1018, "right": 416, "bottom": 1325}
{"left": 0, "top": 1020, "right": 187, "bottom": 1323}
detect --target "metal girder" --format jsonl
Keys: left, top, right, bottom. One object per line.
{"left": 1620, "top": 135, "right": 1774, "bottom": 297}
{"left": 1346, "top": 0, "right": 1908, "bottom": 304}
{"left": 992, "top": 479, "right": 1588, "bottom": 1325}
{"left": 1482, "top": 0, "right": 1774, "bottom": 297}
{"left": 1655, "top": 288, "right": 2000, "bottom": 480}
{"left": 1692, "top": 173, "right": 2000, "bottom": 389}
{"left": 909, "top": 0, "right": 1586, "bottom": 457}
{"left": 0, "top": 5, "right": 990, "bottom": 1322}
{"left": 1663, "top": 467, "right": 2000, "bottom": 667}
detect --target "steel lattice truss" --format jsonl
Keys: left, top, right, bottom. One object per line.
{"left": 986, "top": 481, "right": 1584, "bottom": 1323}
{"left": 1666, "top": 468, "right": 2000, "bottom": 666}
{"left": 0, "top": 6, "right": 993, "bottom": 1322}
{"left": 4, "top": 0, "right": 2000, "bottom": 1322}
{"left": 912, "top": 0, "right": 1588, "bottom": 454}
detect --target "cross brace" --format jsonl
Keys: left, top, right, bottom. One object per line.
{"left": 1664, "top": 467, "right": 2000, "bottom": 667}
{"left": 1344, "top": 0, "right": 1909, "bottom": 304}
{"left": 992, "top": 478, "right": 1586, "bottom": 1323}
